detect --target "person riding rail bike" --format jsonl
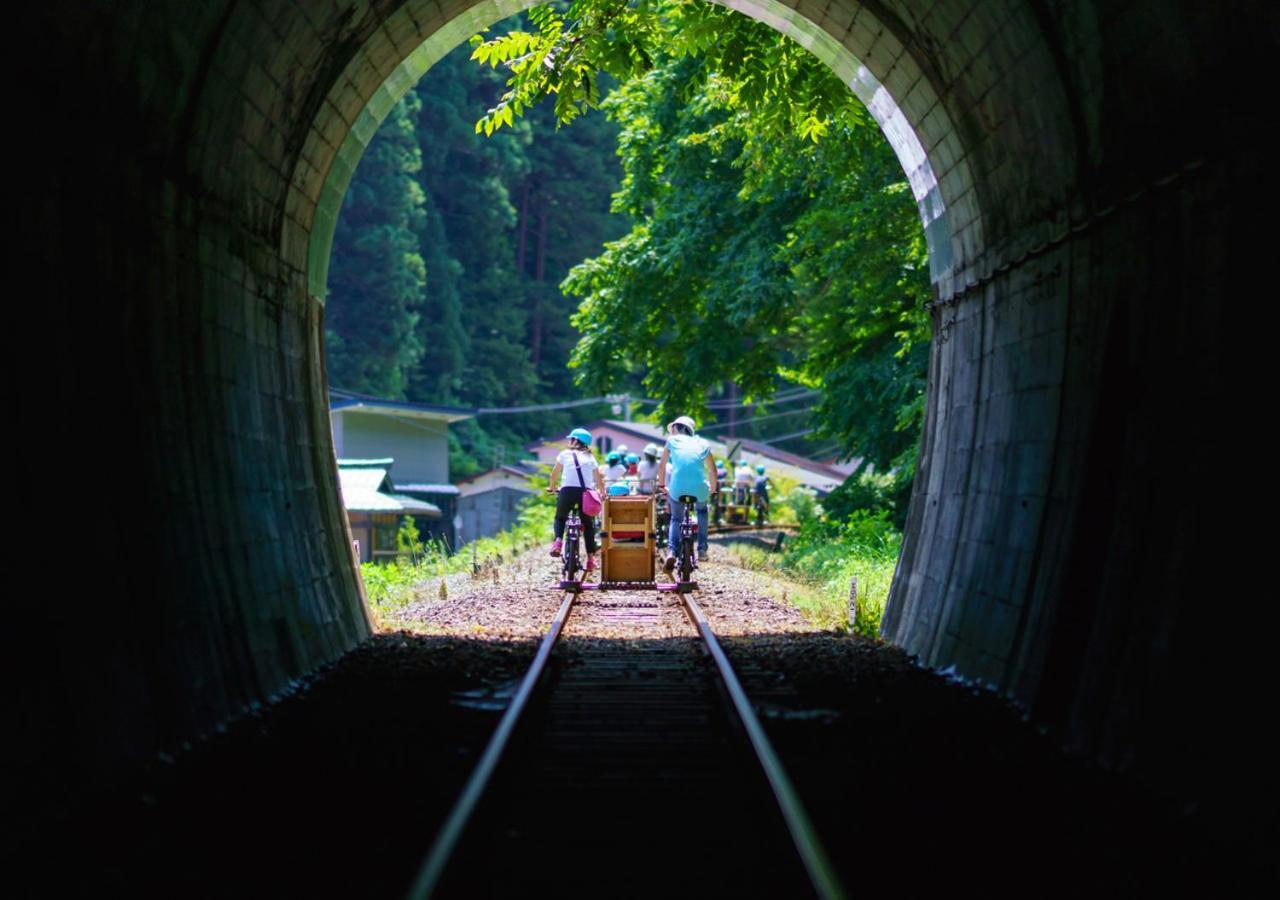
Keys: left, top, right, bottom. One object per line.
{"left": 636, "top": 444, "right": 662, "bottom": 495}
{"left": 655, "top": 415, "right": 719, "bottom": 572}
{"left": 753, "top": 465, "right": 775, "bottom": 525}
{"left": 602, "top": 451, "right": 628, "bottom": 487}
{"left": 547, "top": 428, "right": 605, "bottom": 572}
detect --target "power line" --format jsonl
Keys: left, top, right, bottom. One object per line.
{"left": 704, "top": 388, "right": 816, "bottom": 410}
{"left": 475, "top": 397, "right": 613, "bottom": 415}
{"left": 701, "top": 406, "right": 814, "bottom": 432}
{"left": 757, "top": 427, "right": 817, "bottom": 444}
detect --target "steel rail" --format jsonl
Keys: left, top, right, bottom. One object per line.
{"left": 406, "top": 590, "right": 578, "bottom": 900}
{"left": 678, "top": 592, "right": 847, "bottom": 900}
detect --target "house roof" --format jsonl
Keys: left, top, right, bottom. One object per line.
{"left": 732, "top": 438, "right": 848, "bottom": 480}
{"left": 336, "top": 461, "right": 442, "bottom": 517}
{"left": 396, "top": 483, "right": 461, "bottom": 496}
{"left": 329, "top": 389, "right": 474, "bottom": 423}
{"left": 456, "top": 464, "right": 536, "bottom": 486}
{"left": 524, "top": 419, "right": 846, "bottom": 494}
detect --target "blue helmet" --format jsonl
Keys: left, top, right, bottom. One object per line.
{"left": 625, "top": 453, "right": 639, "bottom": 465}
{"left": 567, "top": 427, "right": 593, "bottom": 446}
{"left": 606, "top": 451, "right": 622, "bottom": 465}
{"left": 756, "top": 465, "right": 765, "bottom": 474}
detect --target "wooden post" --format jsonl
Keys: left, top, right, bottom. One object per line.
{"left": 848, "top": 576, "right": 859, "bottom": 633}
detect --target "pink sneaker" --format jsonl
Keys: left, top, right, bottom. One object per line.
{"left": 584, "top": 554, "right": 596, "bottom": 572}
{"left": 549, "top": 539, "right": 562, "bottom": 557}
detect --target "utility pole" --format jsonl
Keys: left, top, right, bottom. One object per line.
{"left": 727, "top": 381, "right": 738, "bottom": 438}
{"left": 607, "top": 393, "right": 632, "bottom": 422}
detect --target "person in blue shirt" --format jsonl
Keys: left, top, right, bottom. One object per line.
{"left": 655, "top": 415, "right": 719, "bottom": 570}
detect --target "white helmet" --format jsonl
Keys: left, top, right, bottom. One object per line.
{"left": 668, "top": 415, "right": 697, "bottom": 433}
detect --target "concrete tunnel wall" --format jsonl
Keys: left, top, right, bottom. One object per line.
{"left": 13, "top": 0, "right": 1272, "bottom": 813}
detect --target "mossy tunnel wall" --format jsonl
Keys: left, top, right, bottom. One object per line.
{"left": 16, "top": 0, "right": 1269, "bottom": 807}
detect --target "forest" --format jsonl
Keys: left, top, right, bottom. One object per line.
{"left": 326, "top": 1, "right": 930, "bottom": 515}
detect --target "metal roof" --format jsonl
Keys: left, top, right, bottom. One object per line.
{"left": 396, "top": 483, "right": 461, "bottom": 495}
{"left": 329, "top": 389, "right": 474, "bottom": 423}
{"left": 336, "top": 463, "right": 443, "bottom": 516}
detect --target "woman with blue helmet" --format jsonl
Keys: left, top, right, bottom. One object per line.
{"left": 546, "top": 428, "right": 605, "bottom": 570}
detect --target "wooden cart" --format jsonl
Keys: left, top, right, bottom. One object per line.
{"left": 600, "top": 494, "right": 655, "bottom": 583}
{"left": 560, "top": 493, "right": 696, "bottom": 592}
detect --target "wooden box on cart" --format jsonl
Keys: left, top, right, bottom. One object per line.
{"left": 601, "top": 495, "right": 655, "bottom": 582}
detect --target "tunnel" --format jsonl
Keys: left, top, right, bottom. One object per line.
{"left": 15, "top": 0, "right": 1272, "bottom": 844}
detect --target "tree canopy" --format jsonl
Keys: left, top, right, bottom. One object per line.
{"left": 491, "top": 6, "right": 935, "bottom": 474}
{"left": 326, "top": 4, "right": 932, "bottom": 490}
{"left": 325, "top": 33, "right": 627, "bottom": 476}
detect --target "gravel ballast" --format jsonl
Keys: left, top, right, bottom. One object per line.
{"left": 27, "top": 546, "right": 1242, "bottom": 896}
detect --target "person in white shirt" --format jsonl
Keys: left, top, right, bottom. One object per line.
{"left": 546, "top": 428, "right": 605, "bottom": 570}
{"left": 602, "top": 451, "right": 628, "bottom": 486}
{"left": 734, "top": 460, "right": 754, "bottom": 505}
{"left": 635, "top": 443, "right": 662, "bottom": 495}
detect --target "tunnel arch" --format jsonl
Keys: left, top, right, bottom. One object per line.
{"left": 292, "top": 0, "right": 963, "bottom": 300}
{"left": 17, "top": 0, "right": 1270, "bottom": 818}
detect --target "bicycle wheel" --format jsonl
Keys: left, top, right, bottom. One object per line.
{"left": 678, "top": 504, "right": 696, "bottom": 582}
{"left": 563, "top": 522, "right": 580, "bottom": 581}
{"left": 678, "top": 538, "right": 694, "bottom": 581}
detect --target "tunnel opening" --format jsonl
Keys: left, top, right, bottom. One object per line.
{"left": 16, "top": 0, "right": 1272, "bottom": 866}
{"left": 318, "top": 1, "right": 937, "bottom": 621}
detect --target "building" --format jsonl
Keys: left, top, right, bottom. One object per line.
{"left": 337, "top": 459, "right": 442, "bottom": 563}
{"left": 456, "top": 463, "right": 540, "bottom": 542}
{"left": 525, "top": 419, "right": 847, "bottom": 497}
{"left": 330, "top": 390, "right": 473, "bottom": 547}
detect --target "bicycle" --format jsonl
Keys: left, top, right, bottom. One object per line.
{"left": 654, "top": 502, "right": 671, "bottom": 552}
{"left": 754, "top": 494, "right": 769, "bottom": 527}
{"left": 672, "top": 493, "right": 700, "bottom": 584}
{"left": 561, "top": 508, "right": 584, "bottom": 584}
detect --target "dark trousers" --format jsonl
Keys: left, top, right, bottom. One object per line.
{"left": 554, "top": 486, "right": 599, "bottom": 554}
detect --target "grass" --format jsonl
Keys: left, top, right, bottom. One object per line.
{"left": 359, "top": 500, "right": 555, "bottom": 618}
{"left": 725, "top": 510, "right": 901, "bottom": 637}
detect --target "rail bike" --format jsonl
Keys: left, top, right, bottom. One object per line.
{"left": 559, "top": 489, "right": 699, "bottom": 593}
{"left": 722, "top": 481, "right": 756, "bottom": 526}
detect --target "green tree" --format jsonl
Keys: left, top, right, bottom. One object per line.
{"left": 326, "top": 93, "right": 427, "bottom": 398}
{"left": 558, "top": 35, "right": 930, "bottom": 476}
{"left": 327, "top": 28, "right": 627, "bottom": 474}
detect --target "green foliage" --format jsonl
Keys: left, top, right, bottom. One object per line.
{"left": 326, "top": 94, "right": 427, "bottom": 397}
{"left": 396, "top": 515, "right": 424, "bottom": 559}
{"left": 560, "top": 32, "right": 930, "bottom": 472}
{"left": 327, "top": 29, "right": 629, "bottom": 471}
{"left": 730, "top": 509, "right": 900, "bottom": 636}
{"left": 362, "top": 497, "right": 557, "bottom": 612}
{"left": 469, "top": 1, "right": 864, "bottom": 141}
{"left": 820, "top": 467, "right": 914, "bottom": 530}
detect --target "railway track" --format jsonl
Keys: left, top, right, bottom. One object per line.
{"left": 705, "top": 521, "right": 799, "bottom": 536}
{"left": 407, "top": 581, "right": 843, "bottom": 900}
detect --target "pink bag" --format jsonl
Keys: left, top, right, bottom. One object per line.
{"left": 571, "top": 452, "right": 603, "bottom": 516}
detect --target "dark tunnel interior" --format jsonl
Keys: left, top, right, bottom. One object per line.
{"left": 12, "top": 0, "right": 1276, "bottom": 871}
